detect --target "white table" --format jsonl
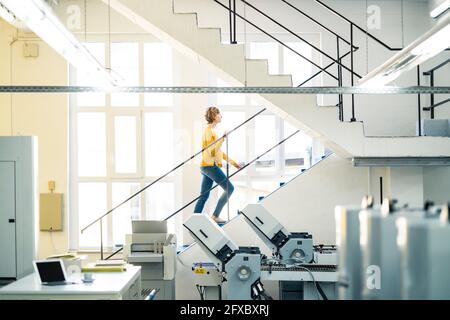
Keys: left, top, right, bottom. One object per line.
{"left": 0, "top": 266, "right": 141, "bottom": 300}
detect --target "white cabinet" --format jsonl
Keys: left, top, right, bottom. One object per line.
{"left": 0, "top": 266, "right": 142, "bottom": 300}
{"left": 0, "top": 162, "right": 16, "bottom": 278}
{"left": 0, "top": 137, "right": 38, "bottom": 281}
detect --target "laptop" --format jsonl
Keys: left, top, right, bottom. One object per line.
{"left": 33, "top": 259, "right": 72, "bottom": 286}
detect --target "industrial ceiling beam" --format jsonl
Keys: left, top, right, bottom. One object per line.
{"left": 353, "top": 157, "right": 450, "bottom": 167}
{"left": 0, "top": 86, "right": 449, "bottom": 94}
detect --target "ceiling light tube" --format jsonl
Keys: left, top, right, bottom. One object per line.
{"left": 0, "top": 0, "right": 121, "bottom": 86}
{"left": 431, "top": 0, "right": 450, "bottom": 19}
{"left": 359, "top": 12, "right": 450, "bottom": 88}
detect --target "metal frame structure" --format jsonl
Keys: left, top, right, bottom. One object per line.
{"left": 1, "top": 85, "right": 449, "bottom": 94}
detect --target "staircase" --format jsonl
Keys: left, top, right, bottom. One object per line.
{"left": 102, "top": 0, "right": 450, "bottom": 158}
{"left": 176, "top": 153, "right": 370, "bottom": 298}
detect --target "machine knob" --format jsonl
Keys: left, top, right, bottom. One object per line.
{"left": 291, "top": 249, "right": 305, "bottom": 261}
{"left": 237, "top": 266, "right": 251, "bottom": 281}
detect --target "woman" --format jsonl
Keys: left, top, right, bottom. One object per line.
{"left": 193, "top": 106, "right": 242, "bottom": 224}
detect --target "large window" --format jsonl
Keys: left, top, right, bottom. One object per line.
{"left": 70, "top": 40, "right": 178, "bottom": 251}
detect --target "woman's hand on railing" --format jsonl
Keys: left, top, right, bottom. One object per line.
{"left": 234, "top": 162, "right": 244, "bottom": 170}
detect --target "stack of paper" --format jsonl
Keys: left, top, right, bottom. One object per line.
{"left": 82, "top": 262, "right": 128, "bottom": 273}
{"left": 47, "top": 252, "right": 85, "bottom": 272}
{"left": 95, "top": 259, "right": 126, "bottom": 266}
{"left": 47, "top": 253, "right": 78, "bottom": 260}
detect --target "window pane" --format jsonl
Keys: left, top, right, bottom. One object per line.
{"left": 145, "top": 182, "right": 175, "bottom": 234}
{"left": 249, "top": 42, "right": 279, "bottom": 74}
{"left": 144, "top": 43, "right": 173, "bottom": 106}
{"left": 217, "top": 78, "right": 245, "bottom": 106}
{"left": 284, "top": 42, "right": 313, "bottom": 86}
{"left": 255, "top": 115, "right": 277, "bottom": 172}
{"left": 221, "top": 111, "right": 246, "bottom": 165}
{"left": 112, "top": 183, "right": 141, "bottom": 246}
{"left": 77, "top": 113, "right": 106, "bottom": 176}
{"left": 284, "top": 121, "right": 312, "bottom": 173}
{"left": 114, "top": 116, "right": 137, "bottom": 173}
{"left": 111, "top": 43, "right": 139, "bottom": 106}
{"left": 78, "top": 183, "right": 107, "bottom": 248}
{"left": 76, "top": 43, "right": 105, "bottom": 106}
{"left": 145, "top": 112, "right": 174, "bottom": 176}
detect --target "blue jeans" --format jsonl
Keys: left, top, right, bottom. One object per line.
{"left": 193, "top": 166, "right": 234, "bottom": 217}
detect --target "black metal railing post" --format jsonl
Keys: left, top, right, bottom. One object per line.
{"left": 229, "top": 0, "right": 237, "bottom": 44}
{"left": 417, "top": 66, "right": 422, "bottom": 136}
{"left": 228, "top": 0, "right": 233, "bottom": 43}
{"left": 240, "top": 0, "right": 361, "bottom": 79}
{"left": 350, "top": 23, "right": 356, "bottom": 122}
{"left": 213, "top": 0, "right": 340, "bottom": 81}
{"left": 337, "top": 37, "right": 343, "bottom": 121}
{"left": 430, "top": 71, "right": 435, "bottom": 119}
{"left": 423, "top": 58, "right": 450, "bottom": 118}
{"left": 233, "top": 0, "right": 237, "bottom": 44}
{"left": 315, "top": 0, "right": 402, "bottom": 51}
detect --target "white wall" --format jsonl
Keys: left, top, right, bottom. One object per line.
{"left": 423, "top": 166, "right": 450, "bottom": 204}
{"left": 0, "top": 20, "right": 69, "bottom": 259}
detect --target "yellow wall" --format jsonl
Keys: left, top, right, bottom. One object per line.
{"left": 0, "top": 19, "right": 69, "bottom": 259}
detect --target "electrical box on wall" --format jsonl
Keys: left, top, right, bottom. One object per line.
{"left": 23, "top": 42, "right": 39, "bottom": 58}
{"left": 40, "top": 193, "right": 63, "bottom": 231}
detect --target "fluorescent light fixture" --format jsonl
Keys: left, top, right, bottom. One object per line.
{"left": 431, "top": 0, "right": 450, "bottom": 18}
{"left": 0, "top": 0, "right": 121, "bottom": 86}
{"left": 359, "top": 12, "right": 450, "bottom": 88}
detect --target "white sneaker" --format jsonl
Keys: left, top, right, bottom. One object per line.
{"left": 211, "top": 216, "right": 227, "bottom": 224}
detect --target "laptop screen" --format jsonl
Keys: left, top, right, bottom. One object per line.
{"left": 35, "top": 260, "right": 66, "bottom": 283}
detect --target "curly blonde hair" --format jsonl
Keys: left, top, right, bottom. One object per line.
{"left": 205, "top": 106, "right": 221, "bottom": 124}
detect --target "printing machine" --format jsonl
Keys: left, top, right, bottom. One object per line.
{"left": 240, "top": 204, "right": 337, "bottom": 300}
{"left": 184, "top": 204, "right": 338, "bottom": 300}
{"left": 336, "top": 197, "right": 450, "bottom": 300}
{"left": 335, "top": 200, "right": 367, "bottom": 300}
{"left": 397, "top": 204, "right": 450, "bottom": 299}
{"left": 184, "top": 214, "right": 268, "bottom": 300}
{"left": 123, "top": 220, "right": 177, "bottom": 299}
{"left": 239, "top": 204, "right": 314, "bottom": 263}
{"left": 359, "top": 199, "right": 432, "bottom": 300}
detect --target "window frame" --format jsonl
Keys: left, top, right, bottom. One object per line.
{"left": 69, "top": 35, "right": 179, "bottom": 252}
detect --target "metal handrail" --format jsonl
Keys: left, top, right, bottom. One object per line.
{"left": 95, "top": 119, "right": 300, "bottom": 260}
{"left": 423, "top": 58, "right": 450, "bottom": 75}
{"left": 163, "top": 129, "right": 300, "bottom": 222}
{"left": 423, "top": 98, "right": 450, "bottom": 111}
{"left": 314, "top": 0, "right": 402, "bottom": 51}
{"left": 81, "top": 108, "right": 266, "bottom": 238}
{"left": 212, "top": 0, "right": 338, "bottom": 81}
{"left": 422, "top": 57, "right": 450, "bottom": 119}
{"left": 281, "top": 0, "right": 357, "bottom": 50}
{"left": 298, "top": 49, "right": 353, "bottom": 87}
{"left": 240, "top": 0, "right": 362, "bottom": 79}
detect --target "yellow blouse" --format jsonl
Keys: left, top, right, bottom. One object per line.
{"left": 200, "top": 126, "right": 237, "bottom": 167}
